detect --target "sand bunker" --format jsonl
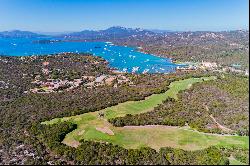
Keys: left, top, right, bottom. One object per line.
{"left": 96, "top": 127, "right": 114, "bottom": 135}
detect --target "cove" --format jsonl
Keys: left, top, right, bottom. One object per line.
{"left": 0, "top": 37, "right": 185, "bottom": 73}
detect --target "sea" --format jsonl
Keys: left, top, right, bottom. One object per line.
{"left": 0, "top": 37, "right": 185, "bottom": 73}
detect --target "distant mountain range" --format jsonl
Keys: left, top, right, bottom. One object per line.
{"left": 0, "top": 27, "right": 248, "bottom": 39}
{"left": 60, "top": 26, "right": 156, "bottom": 39}
{"left": 0, "top": 27, "right": 150, "bottom": 38}
{"left": 0, "top": 27, "right": 170, "bottom": 39}
{"left": 0, "top": 30, "right": 45, "bottom": 38}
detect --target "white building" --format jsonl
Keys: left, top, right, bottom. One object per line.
{"left": 201, "top": 61, "right": 217, "bottom": 69}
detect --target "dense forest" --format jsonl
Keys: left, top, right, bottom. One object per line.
{"left": 109, "top": 74, "right": 249, "bottom": 135}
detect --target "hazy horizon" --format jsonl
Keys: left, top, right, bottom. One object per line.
{"left": 1, "top": 26, "right": 249, "bottom": 34}
{"left": 0, "top": 0, "right": 249, "bottom": 32}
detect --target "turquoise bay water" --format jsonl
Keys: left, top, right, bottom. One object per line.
{"left": 0, "top": 37, "right": 184, "bottom": 73}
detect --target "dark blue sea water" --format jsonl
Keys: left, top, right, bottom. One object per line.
{"left": 0, "top": 37, "right": 184, "bottom": 73}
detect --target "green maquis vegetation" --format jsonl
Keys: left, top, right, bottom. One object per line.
{"left": 110, "top": 74, "right": 249, "bottom": 136}
{"left": 0, "top": 53, "right": 249, "bottom": 165}
{"left": 114, "top": 30, "right": 249, "bottom": 70}
{"left": 42, "top": 75, "right": 248, "bottom": 165}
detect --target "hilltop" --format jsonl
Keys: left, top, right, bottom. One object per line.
{"left": 0, "top": 30, "right": 45, "bottom": 38}
{"left": 59, "top": 26, "right": 155, "bottom": 39}
{"left": 59, "top": 27, "right": 249, "bottom": 69}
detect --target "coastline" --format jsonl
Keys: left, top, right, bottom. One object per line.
{"left": 0, "top": 38, "right": 180, "bottom": 74}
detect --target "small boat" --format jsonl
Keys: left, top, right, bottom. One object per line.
{"left": 142, "top": 69, "right": 149, "bottom": 74}
{"left": 132, "top": 66, "right": 140, "bottom": 73}
{"left": 122, "top": 68, "right": 128, "bottom": 72}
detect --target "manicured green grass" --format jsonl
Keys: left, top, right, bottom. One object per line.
{"left": 74, "top": 125, "right": 248, "bottom": 151}
{"left": 104, "top": 76, "right": 216, "bottom": 119}
{"left": 42, "top": 76, "right": 249, "bottom": 151}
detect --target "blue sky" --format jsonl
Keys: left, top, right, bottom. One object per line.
{"left": 0, "top": 0, "right": 248, "bottom": 32}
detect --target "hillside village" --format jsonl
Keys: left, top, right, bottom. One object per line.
{"left": 30, "top": 73, "right": 132, "bottom": 93}
{"left": 10, "top": 54, "right": 132, "bottom": 93}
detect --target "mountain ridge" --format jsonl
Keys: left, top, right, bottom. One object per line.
{"left": 0, "top": 27, "right": 248, "bottom": 38}
{"left": 0, "top": 30, "right": 46, "bottom": 38}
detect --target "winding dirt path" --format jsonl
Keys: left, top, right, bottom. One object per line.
{"left": 204, "top": 104, "right": 234, "bottom": 133}
{"left": 210, "top": 114, "right": 234, "bottom": 132}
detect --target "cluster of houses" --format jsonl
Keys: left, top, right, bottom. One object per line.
{"left": 176, "top": 61, "right": 249, "bottom": 76}
{"left": 176, "top": 61, "right": 218, "bottom": 71}
{"left": 222, "top": 66, "right": 249, "bottom": 76}
{"left": 29, "top": 59, "right": 133, "bottom": 93}
{"left": 84, "top": 74, "right": 132, "bottom": 88}
{"left": 30, "top": 78, "right": 83, "bottom": 93}
{"left": 30, "top": 74, "right": 132, "bottom": 93}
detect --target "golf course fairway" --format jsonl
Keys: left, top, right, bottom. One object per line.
{"left": 42, "top": 76, "right": 249, "bottom": 151}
